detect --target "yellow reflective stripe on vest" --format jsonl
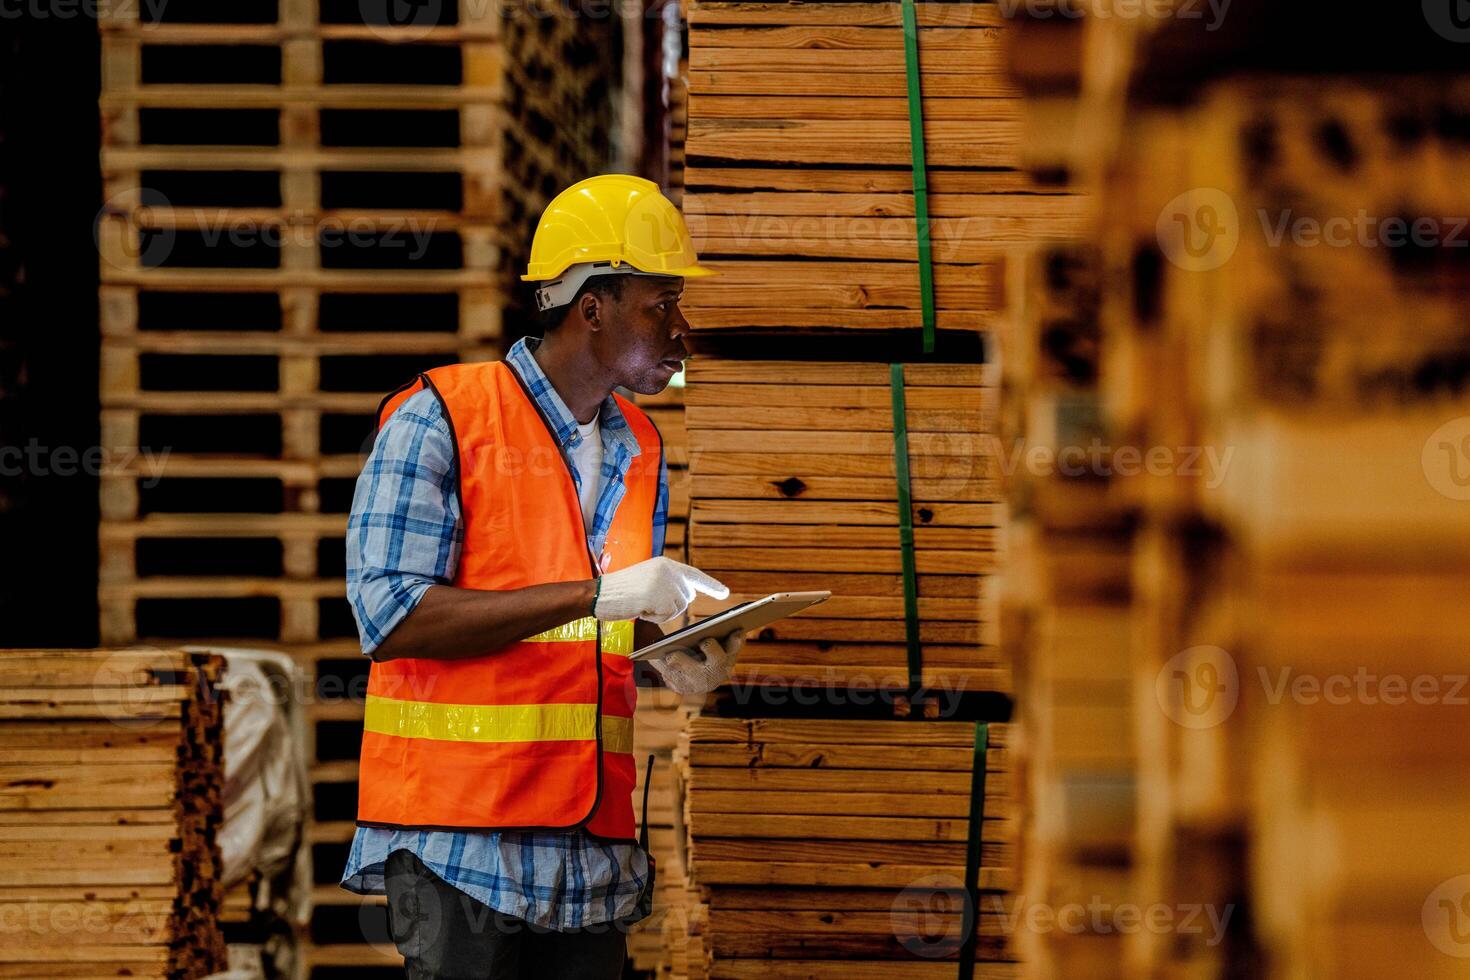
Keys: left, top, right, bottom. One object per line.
{"left": 524, "top": 617, "right": 634, "bottom": 656}
{"left": 364, "top": 695, "right": 634, "bottom": 754}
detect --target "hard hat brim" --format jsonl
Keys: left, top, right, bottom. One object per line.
{"left": 520, "top": 261, "right": 718, "bottom": 283}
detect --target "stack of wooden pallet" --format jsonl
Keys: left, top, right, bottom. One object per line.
{"left": 679, "top": 0, "right": 1089, "bottom": 336}
{"left": 673, "top": 716, "right": 1015, "bottom": 979}
{"left": 95, "top": 0, "right": 616, "bottom": 649}
{"left": 685, "top": 358, "right": 1005, "bottom": 695}
{"left": 998, "top": 244, "right": 1140, "bottom": 978}
{"left": 0, "top": 648, "right": 228, "bottom": 978}
{"left": 93, "top": 4, "right": 618, "bottom": 969}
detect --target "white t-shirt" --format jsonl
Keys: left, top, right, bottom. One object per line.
{"left": 568, "top": 413, "right": 603, "bottom": 531}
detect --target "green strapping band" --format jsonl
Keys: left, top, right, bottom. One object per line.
{"left": 958, "top": 721, "right": 990, "bottom": 979}
{"left": 900, "top": 0, "right": 936, "bottom": 354}
{"left": 889, "top": 363, "right": 923, "bottom": 694}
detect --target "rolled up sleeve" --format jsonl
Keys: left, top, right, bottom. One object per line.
{"left": 346, "top": 388, "right": 462, "bottom": 657}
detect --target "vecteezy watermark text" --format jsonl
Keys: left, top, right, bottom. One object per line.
{"left": 0, "top": 442, "right": 170, "bottom": 487}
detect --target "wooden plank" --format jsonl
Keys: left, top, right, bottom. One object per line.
{"left": 689, "top": 70, "right": 1018, "bottom": 99}
{"left": 681, "top": 259, "right": 1002, "bottom": 309}
{"left": 688, "top": 95, "right": 1023, "bottom": 121}
{"left": 687, "top": 119, "right": 1018, "bottom": 168}
{"left": 687, "top": 743, "right": 977, "bottom": 774}
{"left": 685, "top": 190, "right": 1077, "bottom": 220}
{"left": 686, "top": 717, "right": 1010, "bottom": 746}
{"left": 686, "top": 430, "right": 990, "bottom": 455}
{"left": 732, "top": 640, "right": 1000, "bottom": 666}
{"left": 685, "top": 308, "right": 992, "bottom": 331}
{"left": 692, "top": 856, "right": 1012, "bottom": 889}
{"left": 686, "top": 383, "right": 987, "bottom": 411}
{"left": 692, "top": 500, "right": 999, "bottom": 528}
{"left": 688, "top": 361, "right": 990, "bottom": 386}
{"left": 689, "top": 1, "right": 1008, "bottom": 28}
{"left": 691, "top": 22, "right": 1005, "bottom": 45}
{"left": 689, "top": 38, "right": 1007, "bottom": 72}
{"left": 686, "top": 406, "right": 987, "bottom": 433}
{"left": 690, "top": 521, "right": 995, "bottom": 547}
{"left": 0, "top": 763, "right": 178, "bottom": 811}
{"left": 688, "top": 767, "right": 975, "bottom": 794}
{"left": 708, "top": 571, "right": 986, "bottom": 598}
{"left": 689, "top": 451, "right": 996, "bottom": 479}
{"left": 691, "top": 474, "right": 999, "bottom": 503}
{"left": 687, "top": 165, "right": 1045, "bottom": 194}
{"left": 686, "top": 793, "right": 1012, "bottom": 823}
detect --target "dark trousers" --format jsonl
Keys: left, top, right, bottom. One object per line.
{"left": 384, "top": 849, "right": 629, "bottom": 980}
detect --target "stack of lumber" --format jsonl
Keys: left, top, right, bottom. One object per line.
{"left": 685, "top": 359, "right": 1006, "bottom": 695}
{"left": 627, "top": 689, "right": 700, "bottom": 975}
{"left": 673, "top": 716, "right": 1016, "bottom": 979}
{"left": 680, "top": 0, "right": 1089, "bottom": 336}
{"left": 0, "top": 648, "right": 228, "bottom": 979}
{"left": 998, "top": 244, "right": 1139, "bottom": 978}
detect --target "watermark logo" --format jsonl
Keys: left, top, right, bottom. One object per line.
{"left": 1157, "top": 188, "right": 1239, "bottom": 272}
{"left": 1422, "top": 417, "right": 1470, "bottom": 501}
{"left": 1156, "top": 646, "right": 1239, "bottom": 729}
{"left": 891, "top": 874, "right": 972, "bottom": 958}
{"left": 1423, "top": 0, "right": 1470, "bottom": 42}
{"left": 994, "top": 0, "right": 1232, "bottom": 32}
{"left": 1424, "top": 875, "right": 1470, "bottom": 957}
{"left": 96, "top": 188, "right": 174, "bottom": 272}
{"left": 359, "top": 0, "right": 444, "bottom": 41}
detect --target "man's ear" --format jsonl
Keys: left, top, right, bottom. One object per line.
{"left": 578, "top": 290, "right": 602, "bottom": 329}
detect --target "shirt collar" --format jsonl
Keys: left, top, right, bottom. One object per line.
{"left": 506, "top": 336, "right": 641, "bottom": 458}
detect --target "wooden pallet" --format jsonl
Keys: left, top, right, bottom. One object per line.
{"left": 674, "top": 715, "right": 1015, "bottom": 978}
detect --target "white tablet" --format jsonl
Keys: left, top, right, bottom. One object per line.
{"left": 629, "top": 591, "right": 831, "bottom": 662}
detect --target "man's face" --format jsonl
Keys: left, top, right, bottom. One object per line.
{"left": 592, "top": 275, "right": 691, "bottom": 395}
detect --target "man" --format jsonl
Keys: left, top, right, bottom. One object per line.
{"left": 339, "top": 174, "right": 745, "bottom": 979}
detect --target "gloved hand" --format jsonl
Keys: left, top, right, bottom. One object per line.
{"left": 592, "top": 556, "right": 729, "bottom": 624}
{"left": 649, "top": 628, "right": 745, "bottom": 695}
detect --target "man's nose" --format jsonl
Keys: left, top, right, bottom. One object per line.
{"left": 670, "top": 302, "right": 692, "bottom": 339}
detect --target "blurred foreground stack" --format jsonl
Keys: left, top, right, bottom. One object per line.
{"left": 1005, "top": 7, "right": 1470, "bottom": 978}
{"left": 0, "top": 649, "right": 227, "bottom": 978}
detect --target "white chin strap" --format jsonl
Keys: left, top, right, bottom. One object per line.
{"left": 535, "top": 261, "right": 670, "bottom": 313}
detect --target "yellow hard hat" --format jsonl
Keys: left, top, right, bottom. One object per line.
{"left": 522, "top": 174, "right": 715, "bottom": 284}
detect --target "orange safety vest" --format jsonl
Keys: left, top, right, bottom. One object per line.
{"left": 355, "top": 359, "right": 662, "bottom": 842}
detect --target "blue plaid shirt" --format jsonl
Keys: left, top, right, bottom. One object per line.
{"left": 339, "top": 336, "right": 667, "bottom": 929}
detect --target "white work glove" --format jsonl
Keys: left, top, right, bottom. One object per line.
{"left": 592, "top": 556, "right": 729, "bottom": 624}
{"left": 649, "top": 629, "right": 745, "bottom": 695}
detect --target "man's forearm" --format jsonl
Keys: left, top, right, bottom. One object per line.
{"left": 372, "top": 580, "right": 598, "bottom": 662}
